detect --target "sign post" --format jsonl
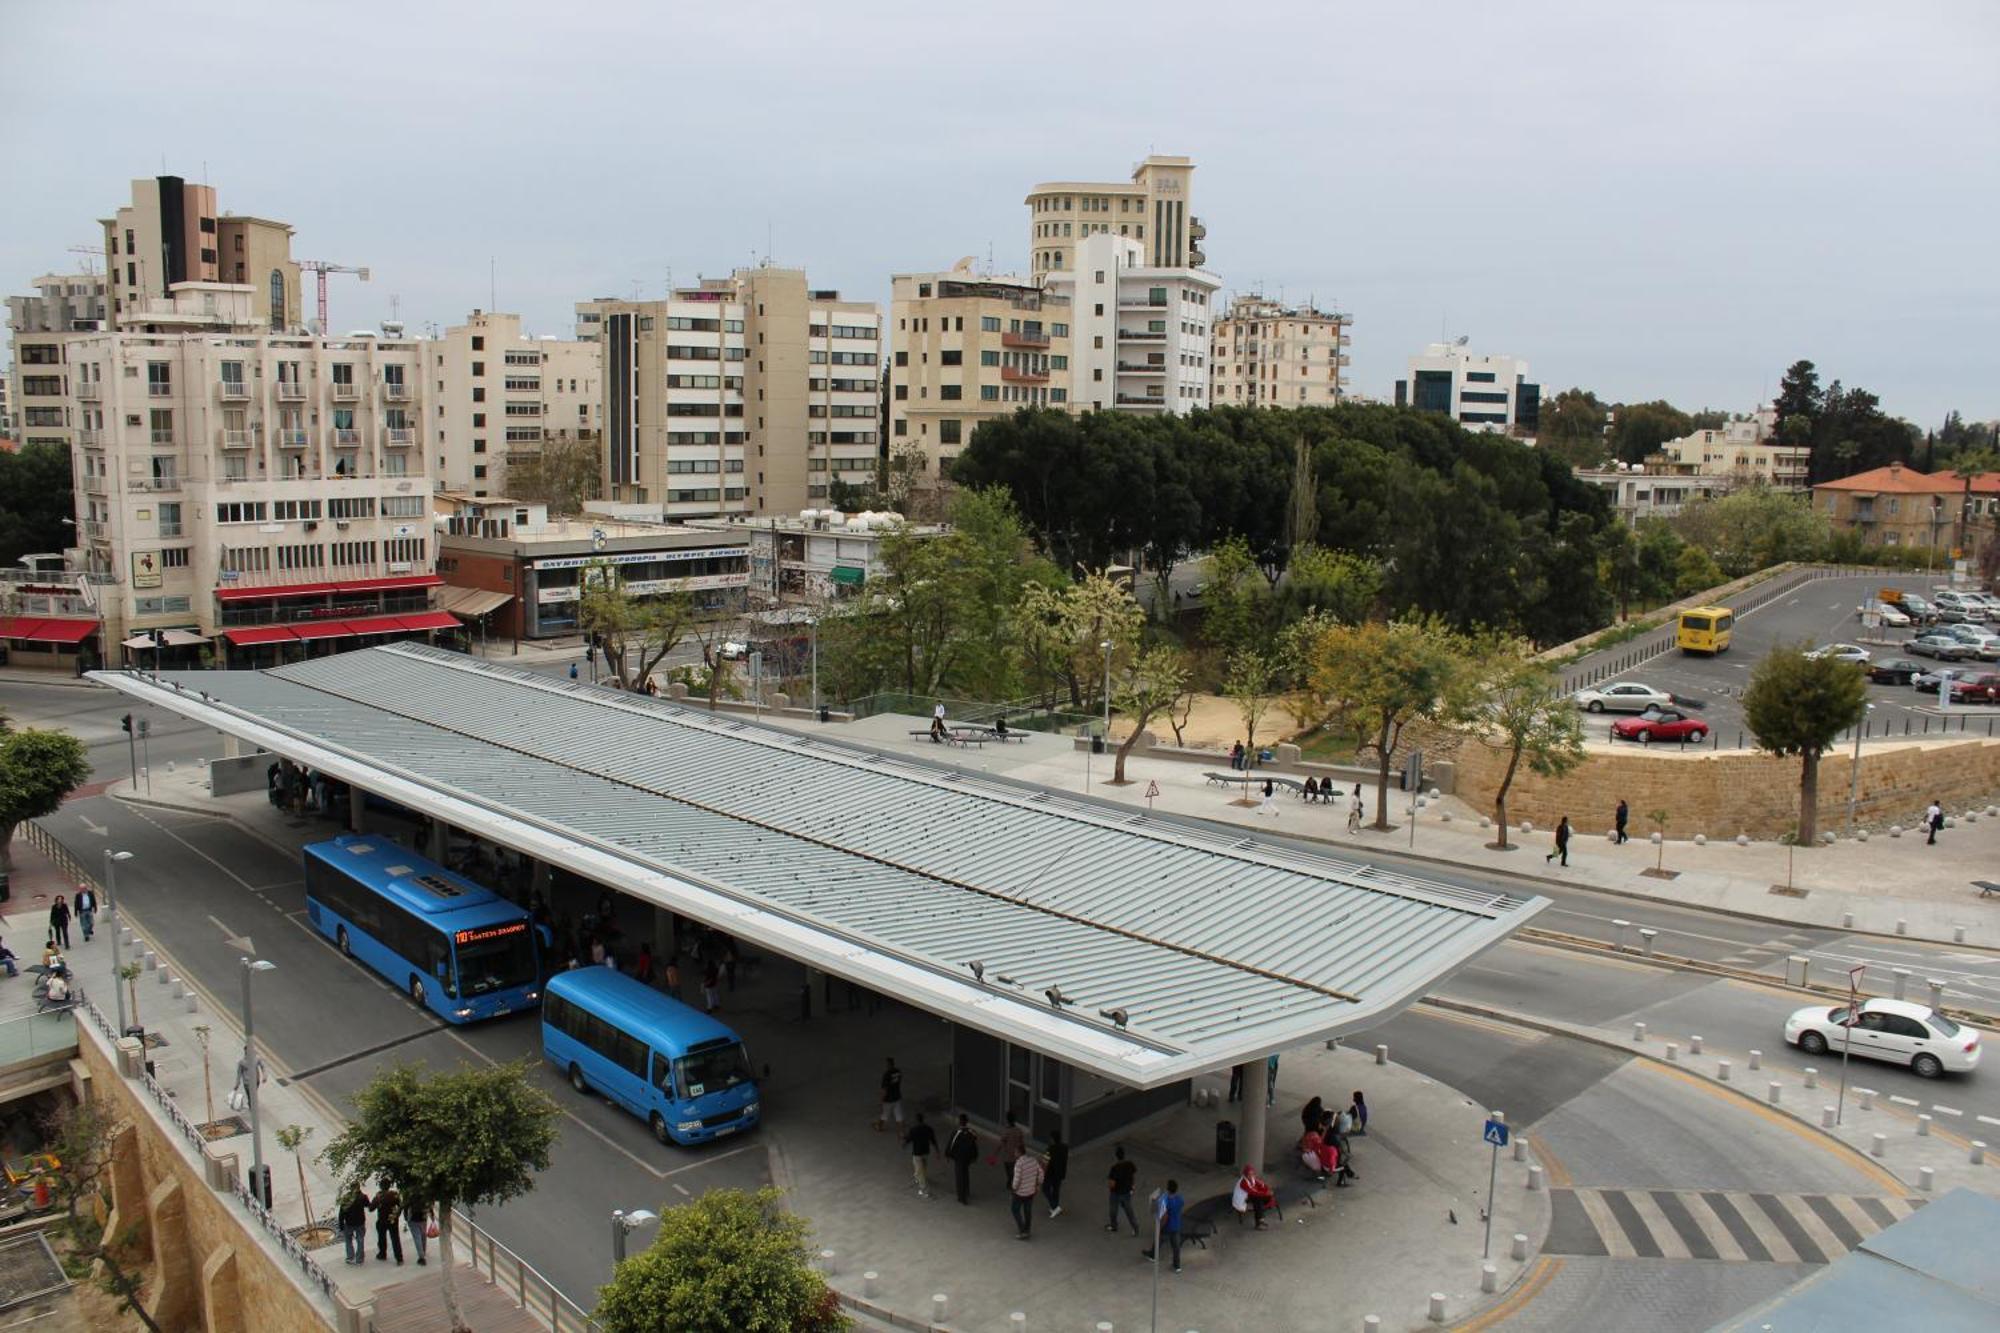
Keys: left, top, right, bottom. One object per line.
{"left": 1144, "top": 779, "right": 1160, "bottom": 814}
{"left": 1837, "top": 964, "right": 1864, "bottom": 1125}
{"left": 1482, "top": 1114, "right": 1509, "bottom": 1259}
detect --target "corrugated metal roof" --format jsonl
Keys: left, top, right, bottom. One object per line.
{"left": 98, "top": 645, "right": 1546, "bottom": 1085}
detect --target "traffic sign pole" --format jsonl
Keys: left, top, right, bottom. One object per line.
{"left": 1838, "top": 965, "right": 1864, "bottom": 1125}
{"left": 1482, "top": 1113, "right": 1508, "bottom": 1259}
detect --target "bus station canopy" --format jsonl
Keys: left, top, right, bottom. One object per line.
{"left": 95, "top": 646, "right": 1547, "bottom": 1087}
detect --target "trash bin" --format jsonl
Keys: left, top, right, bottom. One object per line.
{"left": 0, "top": 870, "right": 10, "bottom": 903}
{"left": 1215, "top": 1119, "right": 1236, "bottom": 1166}
{"left": 1091, "top": 733, "right": 1106, "bottom": 755}
{"left": 817, "top": 705, "right": 830, "bottom": 723}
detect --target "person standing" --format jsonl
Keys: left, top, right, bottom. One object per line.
{"left": 1927, "top": 799, "right": 1944, "bottom": 845}
{"left": 1266, "top": 1052, "right": 1280, "bottom": 1107}
{"left": 701, "top": 961, "right": 721, "bottom": 1014}
{"left": 1546, "top": 815, "right": 1571, "bottom": 867}
{"left": 372, "top": 1181, "right": 404, "bottom": 1264}
{"left": 1042, "top": 1130, "right": 1069, "bottom": 1218}
{"left": 1009, "top": 1150, "right": 1045, "bottom": 1240}
{"left": 1105, "top": 1146, "right": 1140, "bottom": 1235}
{"left": 998, "top": 1111, "right": 1026, "bottom": 1191}
{"left": 1226, "top": 1064, "right": 1243, "bottom": 1102}
{"left": 73, "top": 886, "right": 97, "bottom": 943}
{"left": 945, "top": 1115, "right": 981, "bottom": 1205}
{"left": 338, "top": 1185, "right": 371, "bottom": 1265}
{"left": 403, "top": 1196, "right": 431, "bottom": 1266}
{"left": 875, "top": 1057, "right": 904, "bottom": 1132}
{"left": 1348, "top": 784, "right": 1364, "bottom": 833}
{"left": 1142, "top": 1179, "right": 1186, "bottom": 1272}
{"left": 1230, "top": 740, "right": 1245, "bottom": 772}
{"left": 1614, "top": 799, "right": 1630, "bottom": 845}
{"left": 1349, "top": 1089, "right": 1369, "bottom": 1136}
{"left": 48, "top": 896, "right": 70, "bottom": 951}
{"left": 902, "top": 1112, "right": 938, "bottom": 1199}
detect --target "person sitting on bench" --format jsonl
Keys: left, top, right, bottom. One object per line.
{"left": 994, "top": 715, "right": 1009, "bottom": 738}
{"left": 1232, "top": 1164, "right": 1277, "bottom": 1229}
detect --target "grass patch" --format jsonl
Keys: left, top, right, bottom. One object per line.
{"left": 1295, "top": 728, "right": 1362, "bottom": 764}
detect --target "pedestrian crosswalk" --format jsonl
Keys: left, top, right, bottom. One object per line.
{"left": 1546, "top": 1188, "right": 1924, "bottom": 1264}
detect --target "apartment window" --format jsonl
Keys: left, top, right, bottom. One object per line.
{"left": 1093, "top": 369, "right": 1103, "bottom": 382}
{"left": 474, "top": 465, "right": 488, "bottom": 479}
{"left": 980, "top": 385, "right": 999, "bottom": 401}
{"left": 980, "top": 350, "right": 1000, "bottom": 367}
{"left": 473, "top": 439, "right": 487, "bottom": 453}
{"left": 1093, "top": 336, "right": 1104, "bottom": 349}
{"left": 219, "top": 546, "right": 271, "bottom": 573}
{"left": 894, "top": 418, "right": 908, "bottom": 437}
{"left": 1052, "top": 355, "right": 1068, "bottom": 370}
{"left": 472, "top": 361, "right": 485, "bottom": 376}
{"left": 1094, "top": 270, "right": 1105, "bottom": 283}
{"left": 160, "top": 548, "right": 189, "bottom": 569}
{"left": 332, "top": 363, "right": 355, "bottom": 385}
{"left": 273, "top": 499, "right": 323, "bottom": 522}
{"left": 381, "top": 496, "right": 424, "bottom": 518}
{"left": 472, "top": 387, "right": 485, "bottom": 402}
{"left": 471, "top": 336, "right": 484, "bottom": 351}
{"left": 981, "top": 316, "right": 1001, "bottom": 332}
{"left": 939, "top": 420, "right": 962, "bottom": 445}
{"left": 329, "top": 497, "right": 375, "bottom": 519}
{"left": 894, "top": 385, "right": 908, "bottom": 400}
{"left": 158, "top": 503, "right": 183, "bottom": 538}
{"left": 940, "top": 385, "right": 962, "bottom": 401}
{"left": 941, "top": 349, "right": 962, "bottom": 366}
{"left": 473, "top": 412, "right": 486, "bottom": 427}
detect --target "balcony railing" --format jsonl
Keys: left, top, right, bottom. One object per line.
{"left": 1115, "top": 363, "right": 1166, "bottom": 375}
{"left": 277, "top": 430, "right": 309, "bottom": 448}
{"left": 1119, "top": 330, "right": 1167, "bottom": 341}
{"left": 1001, "top": 330, "right": 1050, "bottom": 348}
{"left": 382, "top": 381, "right": 411, "bottom": 401}
{"left": 331, "top": 382, "right": 360, "bottom": 401}
{"left": 76, "top": 381, "right": 101, "bottom": 400}
{"left": 334, "top": 429, "right": 360, "bottom": 446}
{"left": 147, "top": 382, "right": 173, "bottom": 397}
{"left": 81, "top": 476, "right": 107, "bottom": 496}
{"left": 219, "top": 381, "right": 250, "bottom": 400}
{"left": 1117, "top": 296, "right": 1169, "bottom": 309}
{"left": 128, "top": 477, "right": 181, "bottom": 493}
{"left": 1001, "top": 366, "right": 1050, "bottom": 383}
{"left": 82, "top": 520, "right": 105, "bottom": 539}
{"left": 275, "top": 382, "right": 306, "bottom": 401}
{"left": 219, "top": 428, "right": 252, "bottom": 449}
{"left": 150, "top": 429, "right": 176, "bottom": 445}
{"left": 385, "top": 428, "right": 414, "bottom": 447}
{"left": 1115, "top": 393, "right": 1167, "bottom": 406}
{"left": 77, "top": 429, "right": 100, "bottom": 446}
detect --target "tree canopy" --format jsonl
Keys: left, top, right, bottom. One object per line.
{"left": 502, "top": 434, "right": 601, "bottom": 515}
{"left": 595, "top": 1188, "right": 847, "bottom": 1333}
{"left": 0, "top": 715, "right": 90, "bottom": 870}
{"left": 1303, "top": 617, "right": 1472, "bottom": 829}
{"left": 1743, "top": 646, "right": 1868, "bottom": 844}
{"left": 0, "top": 443, "right": 75, "bottom": 568}
{"left": 1672, "top": 486, "right": 1830, "bottom": 577}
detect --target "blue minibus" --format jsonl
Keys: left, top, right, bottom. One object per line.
{"left": 542, "top": 968, "right": 761, "bottom": 1146}
{"left": 303, "top": 835, "right": 541, "bottom": 1023}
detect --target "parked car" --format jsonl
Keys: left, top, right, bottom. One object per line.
{"left": 718, "top": 640, "right": 750, "bottom": 661}
{"left": 1866, "top": 657, "right": 1924, "bottom": 685}
{"left": 1868, "top": 602, "right": 1912, "bottom": 627}
{"left": 1933, "top": 590, "right": 1991, "bottom": 621}
{"left": 1783, "top": 998, "right": 1980, "bottom": 1078}
{"left": 1898, "top": 593, "right": 1939, "bottom": 624}
{"left": 1805, "top": 643, "right": 1871, "bottom": 665}
{"left": 1573, "top": 682, "right": 1676, "bottom": 713}
{"left": 1913, "top": 671, "right": 1989, "bottom": 702}
{"left": 1940, "top": 625, "right": 2000, "bottom": 658}
{"left": 1610, "top": 707, "right": 1710, "bottom": 745}
{"left": 1907, "top": 633, "right": 1977, "bottom": 660}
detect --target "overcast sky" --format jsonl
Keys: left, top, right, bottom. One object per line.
{"left": 5, "top": 1, "right": 1994, "bottom": 426}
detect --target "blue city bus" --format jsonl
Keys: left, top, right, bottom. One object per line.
{"left": 542, "top": 968, "right": 761, "bottom": 1146}
{"left": 303, "top": 835, "right": 541, "bottom": 1023}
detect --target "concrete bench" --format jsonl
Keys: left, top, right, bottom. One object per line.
{"left": 1976, "top": 880, "right": 2000, "bottom": 899}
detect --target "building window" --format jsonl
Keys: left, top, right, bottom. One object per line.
{"left": 941, "top": 349, "right": 962, "bottom": 366}
{"left": 940, "top": 385, "right": 962, "bottom": 401}
{"left": 939, "top": 419, "right": 962, "bottom": 445}
{"left": 471, "top": 336, "right": 484, "bottom": 351}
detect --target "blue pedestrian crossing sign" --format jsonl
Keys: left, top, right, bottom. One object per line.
{"left": 1483, "top": 1119, "right": 1509, "bottom": 1147}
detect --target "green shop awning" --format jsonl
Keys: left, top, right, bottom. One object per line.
{"left": 830, "top": 566, "right": 866, "bottom": 587}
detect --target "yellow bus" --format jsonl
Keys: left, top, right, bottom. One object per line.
{"left": 1676, "top": 606, "right": 1734, "bottom": 655}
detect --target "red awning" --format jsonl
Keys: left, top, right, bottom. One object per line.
{"left": 393, "top": 611, "right": 460, "bottom": 632}
{"left": 337, "top": 573, "right": 444, "bottom": 595}
{"left": 0, "top": 615, "right": 100, "bottom": 644}
{"left": 342, "top": 614, "right": 412, "bottom": 636}
{"left": 214, "top": 573, "right": 444, "bottom": 603}
{"left": 221, "top": 626, "right": 299, "bottom": 647}
{"left": 290, "top": 620, "right": 357, "bottom": 641}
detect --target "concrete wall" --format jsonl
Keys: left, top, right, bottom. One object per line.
{"left": 207, "top": 750, "right": 272, "bottom": 797}
{"left": 77, "top": 1029, "right": 335, "bottom": 1333}
{"left": 1454, "top": 736, "right": 2000, "bottom": 838}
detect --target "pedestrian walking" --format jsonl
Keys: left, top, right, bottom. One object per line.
{"left": 1266, "top": 1052, "right": 1280, "bottom": 1107}
{"left": 338, "top": 1185, "right": 371, "bottom": 1265}
{"left": 902, "top": 1112, "right": 938, "bottom": 1198}
{"left": 1347, "top": 784, "right": 1364, "bottom": 833}
{"left": 1927, "top": 799, "right": 1944, "bottom": 845}
{"left": 875, "top": 1057, "right": 904, "bottom": 1132}
{"left": 998, "top": 1111, "right": 1026, "bottom": 1191}
{"left": 1256, "top": 779, "right": 1280, "bottom": 818}
{"left": 945, "top": 1115, "right": 980, "bottom": 1205}
{"left": 569, "top": 662, "right": 579, "bottom": 681}
{"left": 1614, "top": 799, "right": 1629, "bottom": 844}
{"left": 403, "top": 1196, "right": 431, "bottom": 1266}
{"left": 1105, "top": 1145, "right": 1140, "bottom": 1235}
{"left": 1349, "top": 1089, "right": 1369, "bottom": 1136}
{"left": 1042, "top": 1130, "right": 1069, "bottom": 1217}
{"left": 73, "top": 886, "right": 97, "bottom": 942}
{"left": 1226, "top": 1065, "right": 1243, "bottom": 1102}
{"left": 1009, "top": 1151, "right": 1045, "bottom": 1239}
{"left": 372, "top": 1181, "right": 404, "bottom": 1264}
{"left": 48, "top": 897, "right": 70, "bottom": 951}
{"left": 1546, "top": 815, "right": 1571, "bottom": 867}
{"left": 1142, "top": 1179, "right": 1186, "bottom": 1272}
{"left": 930, "top": 701, "right": 948, "bottom": 743}
{"left": 701, "top": 961, "right": 721, "bottom": 1013}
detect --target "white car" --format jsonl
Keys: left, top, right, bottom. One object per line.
{"left": 718, "top": 640, "right": 749, "bottom": 661}
{"left": 1868, "top": 602, "right": 1912, "bottom": 627}
{"left": 1573, "top": 682, "right": 1675, "bottom": 713}
{"left": 1783, "top": 997, "right": 1981, "bottom": 1078}
{"left": 1805, "top": 643, "right": 1871, "bottom": 665}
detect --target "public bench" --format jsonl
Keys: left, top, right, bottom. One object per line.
{"left": 1976, "top": 880, "right": 2000, "bottom": 899}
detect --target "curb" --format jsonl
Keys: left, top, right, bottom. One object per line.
{"left": 0, "top": 671, "right": 106, "bottom": 690}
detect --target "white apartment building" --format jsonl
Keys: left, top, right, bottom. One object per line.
{"left": 1210, "top": 295, "right": 1352, "bottom": 408}
{"left": 8, "top": 272, "right": 111, "bottom": 452}
{"left": 1576, "top": 466, "right": 1734, "bottom": 523}
{"left": 427, "top": 310, "right": 601, "bottom": 497}
{"left": 1042, "top": 233, "right": 1220, "bottom": 415}
{"left": 61, "top": 283, "right": 443, "bottom": 655}
{"left": 1651, "top": 406, "right": 1808, "bottom": 490}
{"left": 588, "top": 266, "right": 881, "bottom": 521}
{"left": 1027, "top": 155, "right": 1206, "bottom": 277}
{"left": 1395, "top": 343, "right": 1541, "bottom": 434}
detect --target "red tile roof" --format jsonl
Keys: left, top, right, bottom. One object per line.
{"left": 1814, "top": 465, "right": 2000, "bottom": 496}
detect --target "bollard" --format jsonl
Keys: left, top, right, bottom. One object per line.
{"left": 1639, "top": 928, "right": 1657, "bottom": 958}
{"left": 1749, "top": 1049, "right": 1762, "bottom": 1071}
{"left": 1011, "top": 1314, "right": 1027, "bottom": 1333}
{"left": 863, "top": 1272, "right": 878, "bottom": 1299}
{"left": 1096, "top": 1324, "right": 1113, "bottom": 1333}
{"left": 1920, "top": 1166, "right": 1935, "bottom": 1192}
{"left": 1871, "top": 1133, "right": 1887, "bottom": 1158}
{"left": 1513, "top": 1136, "right": 1526, "bottom": 1162}
{"left": 158, "top": 967, "right": 173, "bottom": 987}
{"left": 1893, "top": 968, "right": 1910, "bottom": 1001}
{"left": 143, "top": 949, "right": 158, "bottom": 972}
{"left": 1376, "top": 1044, "right": 1389, "bottom": 1065}
{"left": 1972, "top": 1141, "right": 1987, "bottom": 1166}
{"left": 1511, "top": 1233, "right": 1529, "bottom": 1262}
{"left": 1718, "top": 1059, "right": 1732, "bottom": 1082}
{"left": 1822, "top": 1106, "right": 1836, "bottom": 1128}
{"left": 1691, "top": 1035, "right": 1704, "bottom": 1055}
{"left": 1481, "top": 1264, "right": 1498, "bottom": 1294}
{"left": 1429, "top": 1293, "right": 1447, "bottom": 1324}
{"left": 184, "top": 991, "right": 198, "bottom": 1013}
{"left": 1860, "top": 1089, "right": 1875, "bottom": 1111}
{"left": 1633, "top": 1021, "right": 1647, "bottom": 1043}
{"left": 1918, "top": 1115, "right": 1932, "bottom": 1137}
{"left": 1896, "top": 919, "right": 1908, "bottom": 937}
{"left": 819, "top": 1249, "right": 835, "bottom": 1275}
{"left": 1612, "top": 919, "right": 1630, "bottom": 951}
{"left": 1666, "top": 1042, "right": 1678, "bottom": 1063}
{"left": 1955, "top": 925, "right": 1968, "bottom": 944}
{"left": 1842, "top": 912, "right": 1855, "bottom": 930}
{"left": 1364, "top": 1319, "right": 1382, "bottom": 1333}
{"left": 1527, "top": 1165, "right": 1544, "bottom": 1192}
{"left": 1929, "top": 979, "right": 1946, "bottom": 1009}
{"left": 932, "top": 1295, "right": 948, "bottom": 1323}
{"left": 1804, "top": 1067, "right": 1818, "bottom": 1090}
{"left": 1768, "top": 1082, "right": 1782, "bottom": 1106}
{"left": 1788, "top": 956, "right": 1809, "bottom": 987}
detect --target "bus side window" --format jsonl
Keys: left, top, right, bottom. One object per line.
{"left": 651, "top": 1052, "right": 676, "bottom": 1100}
{"left": 430, "top": 941, "right": 455, "bottom": 996}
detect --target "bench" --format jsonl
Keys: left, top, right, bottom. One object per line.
{"left": 967, "top": 726, "right": 1029, "bottom": 743}
{"left": 907, "top": 727, "right": 981, "bottom": 748}
{"left": 1976, "top": 880, "right": 2000, "bottom": 899}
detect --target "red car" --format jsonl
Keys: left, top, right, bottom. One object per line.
{"left": 1611, "top": 707, "right": 1710, "bottom": 745}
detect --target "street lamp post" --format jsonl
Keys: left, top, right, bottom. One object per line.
{"left": 611, "top": 1207, "right": 658, "bottom": 1264}
{"left": 239, "top": 957, "right": 277, "bottom": 1208}
{"left": 809, "top": 614, "right": 820, "bottom": 719}
{"left": 103, "top": 850, "right": 134, "bottom": 1036}
{"left": 1100, "top": 639, "right": 1113, "bottom": 738}
{"left": 1846, "top": 702, "right": 1876, "bottom": 835}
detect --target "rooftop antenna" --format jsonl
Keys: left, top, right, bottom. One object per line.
{"left": 389, "top": 294, "right": 401, "bottom": 323}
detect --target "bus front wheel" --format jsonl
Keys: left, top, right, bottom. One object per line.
{"left": 336, "top": 926, "right": 351, "bottom": 957}
{"left": 409, "top": 976, "right": 426, "bottom": 1007}
{"left": 650, "top": 1113, "right": 672, "bottom": 1145}
{"left": 569, "top": 1063, "right": 587, "bottom": 1094}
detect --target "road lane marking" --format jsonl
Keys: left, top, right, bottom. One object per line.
{"left": 1623, "top": 1190, "right": 1687, "bottom": 1258}
{"left": 1700, "top": 1192, "right": 1772, "bottom": 1262}
{"left": 1678, "top": 1192, "right": 1747, "bottom": 1261}
{"left": 1632, "top": 1060, "right": 1907, "bottom": 1194}
{"left": 1782, "top": 1195, "right": 1848, "bottom": 1259}
{"left": 1447, "top": 1255, "right": 1562, "bottom": 1332}
{"left": 1574, "top": 1189, "right": 1637, "bottom": 1258}
{"left": 1729, "top": 1192, "right": 1801, "bottom": 1263}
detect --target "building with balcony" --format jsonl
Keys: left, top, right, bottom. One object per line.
{"left": 1042, "top": 232, "right": 1220, "bottom": 415}
{"left": 57, "top": 282, "right": 445, "bottom": 659}
{"left": 1813, "top": 462, "right": 2000, "bottom": 560}
{"left": 1210, "top": 295, "right": 1352, "bottom": 409}
{"left": 586, "top": 266, "right": 881, "bottom": 521}
{"left": 1027, "top": 154, "right": 1205, "bottom": 277}
{"left": 1395, "top": 343, "right": 1540, "bottom": 435}
{"left": 7, "top": 273, "right": 110, "bottom": 452}
{"left": 1574, "top": 465, "right": 1735, "bottom": 523}
{"left": 888, "top": 260, "right": 1071, "bottom": 481}
{"left": 1647, "top": 405, "right": 1809, "bottom": 490}
{"left": 428, "top": 310, "right": 602, "bottom": 498}
{"left": 97, "top": 175, "right": 301, "bottom": 332}
{"left": 686, "top": 508, "right": 943, "bottom": 605}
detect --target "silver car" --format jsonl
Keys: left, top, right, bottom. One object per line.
{"left": 1908, "top": 633, "right": 1977, "bottom": 661}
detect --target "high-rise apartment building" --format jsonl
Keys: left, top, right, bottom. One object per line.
{"left": 888, "top": 260, "right": 1071, "bottom": 480}
{"left": 1043, "top": 233, "right": 1219, "bottom": 415}
{"left": 589, "top": 266, "right": 881, "bottom": 520}
{"left": 1395, "top": 344, "right": 1541, "bottom": 435}
{"left": 7, "top": 272, "right": 111, "bottom": 451}
{"left": 61, "top": 282, "right": 441, "bottom": 654}
{"left": 427, "top": 310, "right": 601, "bottom": 497}
{"left": 1210, "top": 295, "right": 1352, "bottom": 409}
{"left": 1026, "top": 155, "right": 1205, "bottom": 278}
{"left": 99, "top": 176, "right": 300, "bottom": 332}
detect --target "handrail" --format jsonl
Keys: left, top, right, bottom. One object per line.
{"left": 449, "top": 1209, "right": 601, "bottom": 1331}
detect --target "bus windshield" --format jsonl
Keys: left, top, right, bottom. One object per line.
{"left": 674, "top": 1041, "right": 755, "bottom": 1098}
{"left": 453, "top": 923, "right": 538, "bottom": 996}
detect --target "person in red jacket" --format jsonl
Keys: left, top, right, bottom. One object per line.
{"left": 1232, "top": 1164, "right": 1277, "bottom": 1229}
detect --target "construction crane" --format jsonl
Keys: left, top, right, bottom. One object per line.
{"left": 298, "top": 260, "right": 370, "bottom": 333}
{"left": 67, "top": 242, "right": 105, "bottom": 275}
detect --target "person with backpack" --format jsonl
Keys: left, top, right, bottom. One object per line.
{"left": 945, "top": 1115, "right": 981, "bottom": 1205}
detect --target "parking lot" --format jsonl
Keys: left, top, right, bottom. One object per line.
{"left": 1569, "top": 572, "right": 2000, "bottom": 748}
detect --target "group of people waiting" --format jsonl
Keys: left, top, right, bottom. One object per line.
{"left": 335, "top": 1180, "right": 433, "bottom": 1266}
{"left": 1296, "top": 1090, "right": 1367, "bottom": 1188}
{"left": 531, "top": 891, "right": 736, "bottom": 1015}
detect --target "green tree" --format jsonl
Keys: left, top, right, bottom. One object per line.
{"left": 1949, "top": 449, "right": 2000, "bottom": 556}
{"left": 1598, "top": 523, "right": 1644, "bottom": 621}
{"left": 596, "top": 1188, "right": 845, "bottom": 1333}
{"left": 1223, "top": 647, "right": 1280, "bottom": 800}
{"left": 0, "top": 443, "right": 75, "bottom": 567}
{"left": 275, "top": 1124, "right": 328, "bottom": 1244}
{"left": 1307, "top": 618, "right": 1469, "bottom": 830}
{"left": 1742, "top": 646, "right": 1868, "bottom": 845}
{"left": 1672, "top": 487, "right": 1829, "bottom": 577}
{"left": 1674, "top": 543, "right": 1726, "bottom": 597}
{"left": 1773, "top": 360, "right": 1822, "bottom": 434}
{"left": 1111, "top": 644, "right": 1190, "bottom": 783}
{"left": 579, "top": 566, "right": 696, "bottom": 691}
{"left": 1196, "top": 536, "right": 1272, "bottom": 659}
{"left": 1606, "top": 401, "right": 1694, "bottom": 465}
{"left": 323, "top": 1061, "right": 559, "bottom": 1333}
{"left": 500, "top": 434, "right": 601, "bottom": 515}
{"left": 1535, "top": 388, "right": 1610, "bottom": 468}
{"left": 0, "top": 714, "right": 91, "bottom": 870}
{"left": 1275, "top": 545, "right": 1380, "bottom": 628}
{"left": 45, "top": 1100, "right": 163, "bottom": 1332}
{"left": 1634, "top": 520, "right": 1685, "bottom": 606}
{"left": 1468, "top": 647, "right": 1587, "bottom": 850}
{"left": 1014, "top": 573, "right": 1144, "bottom": 714}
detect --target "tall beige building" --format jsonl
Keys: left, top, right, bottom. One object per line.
{"left": 1026, "top": 155, "right": 1205, "bottom": 278}
{"left": 1209, "top": 296, "right": 1352, "bottom": 409}
{"left": 99, "top": 176, "right": 300, "bottom": 332}
{"left": 7, "top": 272, "right": 111, "bottom": 452}
{"left": 61, "top": 282, "right": 437, "bottom": 651}
{"left": 589, "top": 266, "right": 881, "bottom": 520}
{"left": 428, "top": 309, "right": 601, "bottom": 497}
{"left": 888, "top": 259, "right": 1071, "bottom": 480}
